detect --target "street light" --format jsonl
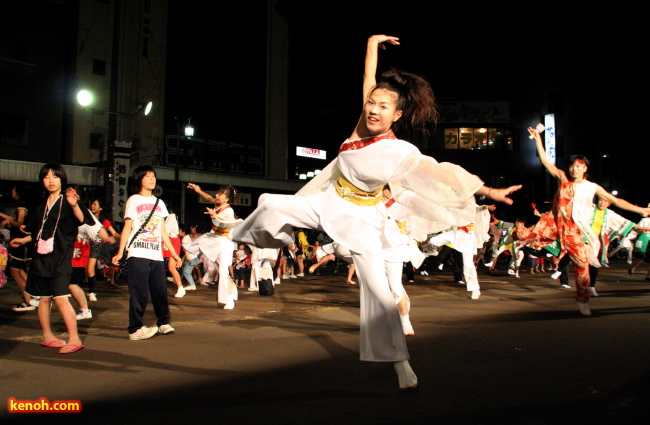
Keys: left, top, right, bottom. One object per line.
{"left": 76, "top": 89, "right": 154, "bottom": 219}
{"left": 76, "top": 89, "right": 153, "bottom": 117}
{"left": 185, "top": 119, "right": 194, "bottom": 137}
{"left": 175, "top": 117, "right": 195, "bottom": 222}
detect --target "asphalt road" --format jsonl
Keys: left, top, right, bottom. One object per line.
{"left": 1, "top": 259, "right": 649, "bottom": 424}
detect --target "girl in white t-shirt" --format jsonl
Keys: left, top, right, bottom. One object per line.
{"left": 112, "top": 166, "right": 182, "bottom": 340}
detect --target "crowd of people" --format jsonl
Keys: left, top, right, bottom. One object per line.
{"left": 1, "top": 34, "right": 649, "bottom": 392}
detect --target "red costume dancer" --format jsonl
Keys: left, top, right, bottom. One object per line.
{"left": 520, "top": 127, "right": 650, "bottom": 316}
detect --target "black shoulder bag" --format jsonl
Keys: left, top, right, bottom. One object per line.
{"left": 119, "top": 197, "right": 160, "bottom": 269}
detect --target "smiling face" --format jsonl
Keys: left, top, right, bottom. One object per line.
{"left": 90, "top": 200, "right": 102, "bottom": 215}
{"left": 597, "top": 197, "right": 611, "bottom": 210}
{"left": 363, "top": 88, "right": 403, "bottom": 136}
{"left": 568, "top": 160, "right": 588, "bottom": 181}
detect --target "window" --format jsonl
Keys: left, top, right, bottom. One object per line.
{"left": 444, "top": 127, "right": 513, "bottom": 151}
{"left": 92, "top": 59, "right": 106, "bottom": 76}
{"left": 0, "top": 111, "right": 29, "bottom": 146}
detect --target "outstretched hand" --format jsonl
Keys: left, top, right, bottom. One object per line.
{"left": 527, "top": 127, "right": 542, "bottom": 142}
{"left": 370, "top": 34, "right": 400, "bottom": 49}
{"left": 65, "top": 187, "right": 80, "bottom": 206}
{"left": 489, "top": 185, "right": 522, "bottom": 206}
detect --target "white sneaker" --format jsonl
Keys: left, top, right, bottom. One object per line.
{"left": 184, "top": 285, "right": 196, "bottom": 291}
{"left": 281, "top": 274, "right": 290, "bottom": 279}
{"left": 551, "top": 271, "right": 562, "bottom": 279}
{"left": 438, "top": 264, "right": 443, "bottom": 271}
{"left": 560, "top": 283, "right": 571, "bottom": 289}
{"left": 507, "top": 269, "right": 515, "bottom": 275}
{"left": 394, "top": 360, "right": 418, "bottom": 390}
{"left": 248, "top": 287, "right": 259, "bottom": 292}
{"left": 471, "top": 290, "right": 481, "bottom": 300}
{"left": 483, "top": 261, "right": 493, "bottom": 268}
{"left": 87, "top": 292, "right": 97, "bottom": 302}
{"left": 589, "top": 287, "right": 599, "bottom": 297}
{"left": 457, "top": 280, "right": 465, "bottom": 285}
{"left": 129, "top": 325, "right": 159, "bottom": 340}
{"left": 296, "top": 273, "right": 304, "bottom": 277}
{"left": 223, "top": 300, "right": 235, "bottom": 310}
{"left": 76, "top": 309, "right": 92, "bottom": 320}
{"left": 290, "top": 274, "right": 297, "bottom": 278}
{"left": 578, "top": 302, "right": 591, "bottom": 316}
{"left": 175, "top": 287, "right": 186, "bottom": 298}
{"left": 408, "top": 280, "right": 414, "bottom": 283}
{"left": 274, "top": 277, "right": 281, "bottom": 284}
{"left": 158, "top": 324, "right": 175, "bottom": 334}
{"left": 420, "top": 270, "right": 428, "bottom": 276}
{"left": 166, "top": 277, "right": 175, "bottom": 282}
{"left": 29, "top": 298, "right": 40, "bottom": 307}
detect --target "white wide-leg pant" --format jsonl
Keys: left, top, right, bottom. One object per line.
{"left": 231, "top": 193, "right": 408, "bottom": 362}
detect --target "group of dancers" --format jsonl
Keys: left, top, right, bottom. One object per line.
{"left": 5, "top": 34, "right": 648, "bottom": 392}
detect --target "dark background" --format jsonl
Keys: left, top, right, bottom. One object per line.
{"left": 163, "top": 2, "right": 647, "bottom": 205}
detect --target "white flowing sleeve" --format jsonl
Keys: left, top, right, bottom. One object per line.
{"left": 211, "top": 208, "right": 243, "bottom": 228}
{"left": 388, "top": 151, "right": 484, "bottom": 233}
{"left": 606, "top": 211, "right": 635, "bottom": 238}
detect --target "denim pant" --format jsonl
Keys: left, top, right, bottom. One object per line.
{"left": 182, "top": 257, "right": 201, "bottom": 287}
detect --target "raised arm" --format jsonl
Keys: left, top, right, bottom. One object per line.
{"left": 595, "top": 185, "right": 650, "bottom": 217}
{"left": 187, "top": 183, "right": 216, "bottom": 204}
{"left": 352, "top": 35, "right": 400, "bottom": 138}
{"left": 528, "top": 127, "right": 562, "bottom": 180}
{"left": 362, "top": 35, "right": 399, "bottom": 103}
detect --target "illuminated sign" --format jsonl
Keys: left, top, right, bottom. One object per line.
{"left": 544, "top": 114, "right": 556, "bottom": 166}
{"left": 296, "top": 147, "right": 326, "bottom": 160}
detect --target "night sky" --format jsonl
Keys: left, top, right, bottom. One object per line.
{"left": 163, "top": 2, "right": 647, "bottom": 201}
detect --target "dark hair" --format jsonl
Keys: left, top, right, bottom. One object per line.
{"left": 130, "top": 165, "right": 156, "bottom": 194}
{"left": 568, "top": 154, "right": 590, "bottom": 180}
{"left": 217, "top": 185, "right": 237, "bottom": 204}
{"left": 374, "top": 69, "right": 438, "bottom": 133}
{"left": 180, "top": 223, "right": 198, "bottom": 234}
{"left": 38, "top": 162, "right": 67, "bottom": 188}
{"left": 92, "top": 198, "right": 109, "bottom": 220}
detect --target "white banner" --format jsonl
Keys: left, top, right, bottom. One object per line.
{"left": 544, "top": 114, "right": 556, "bottom": 166}
{"left": 113, "top": 141, "right": 132, "bottom": 222}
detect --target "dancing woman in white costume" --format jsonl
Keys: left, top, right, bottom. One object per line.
{"left": 190, "top": 184, "right": 242, "bottom": 310}
{"left": 426, "top": 205, "right": 493, "bottom": 299}
{"left": 231, "top": 34, "right": 521, "bottom": 390}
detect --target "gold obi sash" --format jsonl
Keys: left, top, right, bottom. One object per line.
{"left": 335, "top": 173, "right": 382, "bottom": 206}
{"left": 212, "top": 226, "right": 230, "bottom": 236}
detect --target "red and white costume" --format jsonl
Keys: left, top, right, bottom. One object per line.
{"left": 197, "top": 204, "right": 242, "bottom": 306}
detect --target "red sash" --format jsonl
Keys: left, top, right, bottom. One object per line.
{"left": 339, "top": 131, "right": 397, "bottom": 153}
